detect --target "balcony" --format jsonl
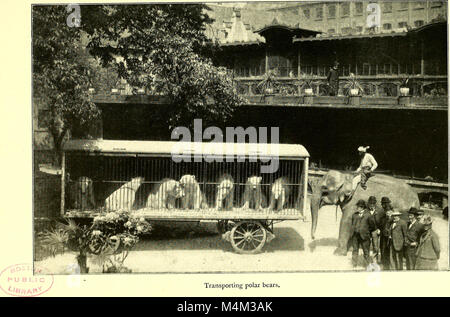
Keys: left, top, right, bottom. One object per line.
{"left": 234, "top": 75, "right": 448, "bottom": 110}
{"left": 88, "top": 75, "right": 447, "bottom": 111}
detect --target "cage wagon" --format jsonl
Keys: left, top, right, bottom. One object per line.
{"left": 61, "top": 139, "right": 310, "bottom": 254}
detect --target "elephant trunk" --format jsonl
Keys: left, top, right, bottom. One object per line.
{"left": 310, "top": 193, "right": 320, "bottom": 240}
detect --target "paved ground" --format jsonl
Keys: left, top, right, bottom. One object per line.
{"left": 36, "top": 206, "right": 448, "bottom": 274}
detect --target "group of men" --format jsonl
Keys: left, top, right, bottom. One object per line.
{"left": 350, "top": 196, "right": 441, "bottom": 270}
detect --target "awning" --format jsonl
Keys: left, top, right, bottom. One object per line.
{"left": 294, "top": 31, "right": 408, "bottom": 42}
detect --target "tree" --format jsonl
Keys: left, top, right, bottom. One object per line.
{"left": 82, "top": 4, "right": 244, "bottom": 129}
{"left": 33, "top": 5, "right": 100, "bottom": 165}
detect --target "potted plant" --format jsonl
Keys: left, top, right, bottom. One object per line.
{"left": 257, "top": 68, "right": 278, "bottom": 95}
{"left": 344, "top": 73, "right": 363, "bottom": 96}
{"left": 398, "top": 76, "right": 410, "bottom": 96}
{"left": 38, "top": 210, "right": 152, "bottom": 273}
{"left": 300, "top": 76, "right": 318, "bottom": 96}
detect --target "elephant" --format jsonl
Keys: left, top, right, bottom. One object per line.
{"left": 310, "top": 170, "right": 420, "bottom": 256}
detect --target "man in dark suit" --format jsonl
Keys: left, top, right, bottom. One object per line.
{"left": 367, "top": 196, "right": 382, "bottom": 262}
{"left": 379, "top": 197, "right": 393, "bottom": 269}
{"left": 351, "top": 199, "right": 376, "bottom": 268}
{"left": 388, "top": 211, "right": 408, "bottom": 270}
{"left": 405, "top": 208, "right": 425, "bottom": 270}
{"left": 327, "top": 61, "right": 339, "bottom": 96}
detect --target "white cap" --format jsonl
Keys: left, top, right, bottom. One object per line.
{"left": 358, "top": 146, "right": 370, "bottom": 152}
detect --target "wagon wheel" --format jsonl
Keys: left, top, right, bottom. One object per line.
{"left": 230, "top": 221, "right": 267, "bottom": 254}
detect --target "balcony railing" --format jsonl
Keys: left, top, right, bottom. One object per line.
{"left": 234, "top": 75, "right": 448, "bottom": 97}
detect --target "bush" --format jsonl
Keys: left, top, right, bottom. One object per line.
{"left": 38, "top": 210, "right": 152, "bottom": 273}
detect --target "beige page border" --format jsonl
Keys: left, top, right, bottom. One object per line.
{"left": 0, "top": 0, "right": 448, "bottom": 297}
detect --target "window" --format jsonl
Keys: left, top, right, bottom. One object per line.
{"left": 327, "top": 28, "right": 335, "bottom": 34}
{"left": 415, "top": 20, "right": 424, "bottom": 27}
{"left": 328, "top": 4, "right": 336, "bottom": 18}
{"left": 268, "top": 54, "right": 297, "bottom": 77}
{"left": 413, "top": 2, "right": 425, "bottom": 10}
{"left": 383, "top": 23, "right": 392, "bottom": 30}
{"left": 342, "top": 27, "right": 352, "bottom": 34}
{"left": 301, "top": 65, "right": 314, "bottom": 75}
{"left": 355, "top": 2, "right": 363, "bottom": 15}
{"left": 316, "top": 6, "right": 323, "bottom": 20}
{"left": 363, "top": 63, "right": 370, "bottom": 76}
{"left": 303, "top": 8, "right": 310, "bottom": 19}
{"left": 398, "top": 2, "right": 409, "bottom": 11}
{"left": 392, "top": 64, "right": 398, "bottom": 75}
{"left": 341, "top": 3, "right": 350, "bottom": 17}
{"left": 431, "top": 1, "right": 443, "bottom": 8}
{"left": 383, "top": 2, "right": 392, "bottom": 13}
{"left": 398, "top": 21, "right": 408, "bottom": 28}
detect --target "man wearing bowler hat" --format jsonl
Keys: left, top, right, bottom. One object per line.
{"left": 351, "top": 199, "right": 376, "bottom": 268}
{"left": 388, "top": 210, "right": 408, "bottom": 270}
{"left": 379, "top": 197, "right": 393, "bottom": 269}
{"left": 405, "top": 208, "right": 425, "bottom": 270}
{"left": 367, "top": 196, "right": 381, "bottom": 262}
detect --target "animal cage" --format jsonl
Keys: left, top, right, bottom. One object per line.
{"left": 62, "top": 139, "right": 310, "bottom": 253}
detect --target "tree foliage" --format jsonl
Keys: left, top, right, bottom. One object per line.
{"left": 83, "top": 4, "right": 244, "bottom": 129}
{"left": 33, "top": 5, "right": 100, "bottom": 164}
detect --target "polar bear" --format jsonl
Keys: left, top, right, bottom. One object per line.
{"left": 215, "top": 174, "right": 234, "bottom": 211}
{"left": 179, "top": 174, "right": 208, "bottom": 210}
{"left": 267, "top": 177, "right": 291, "bottom": 212}
{"left": 241, "top": 176, "right": 266, "bottom": 210}
{"left": 105, "top": 177, "right": 143, "bottom": 211}
{"left": 146, "top": 178, "right": 185, "bottom": 209}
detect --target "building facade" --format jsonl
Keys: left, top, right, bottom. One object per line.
{"left": 211, "top": 2, "right": 447, "bottom": 98}
{"left": 267, "top": 1, "right": 446, "bottom": 35}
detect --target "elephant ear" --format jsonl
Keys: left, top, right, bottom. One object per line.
{"left": 322, "top": 171, "right": 344, "bottom": 193}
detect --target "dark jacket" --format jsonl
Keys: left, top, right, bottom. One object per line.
{"left": 351, "top": 210, "right": 376, "bottom": 240}
{"left": 381, "top": 214, "right": 393, "bottom": 237}
{"left": 405, "top": 220, "right": 425, "bottom": 246}
{"left": 327, "top": 68, "right": 339, "bottom": 86}
{"left": 370, "top": 207, "right": 385, "bottom": 230}
{"left": 416, "top": 230, "right": 440, "bottom": 260}
{"left": 389, "top": 219, "right": 408, "bottom": 251}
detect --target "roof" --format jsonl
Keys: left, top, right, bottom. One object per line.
{"left": 408, "top": 21, "right": 447, "bottom": 34}
{"left": 63, "top": 139, "right": 310, "bottom": 159}
{"left": 255, "top": 17, "right": 321, "bottom": 37}
{"left": 294, "top": 31, "right": 408, "bottom": 42}
{"left": 206, "top": 4, "right": 320, "bottom": 45}
{"left": 294, "top": 21, "right": 447, "bottom": 43}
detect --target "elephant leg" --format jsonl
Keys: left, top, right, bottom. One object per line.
{"left": 334, "top": 214, "right": 352, "bottom": 256}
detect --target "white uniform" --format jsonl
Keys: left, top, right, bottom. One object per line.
{"left": 357, "top": 153, "right": 378, "bottom": 172}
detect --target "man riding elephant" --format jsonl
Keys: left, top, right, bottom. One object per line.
{"left": 354, "top": 146, "right": 378, "bottom": 190}
{"left": 310, "top": 170, "right": 420, "bottom": 256}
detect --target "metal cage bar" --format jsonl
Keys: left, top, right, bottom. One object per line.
{"left": 63, "top": 145, "right": 309, "bottom": 221}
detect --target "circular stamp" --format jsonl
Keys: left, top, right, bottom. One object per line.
{"left": 0, "top": 263, "right": 54, "bottom": 297}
